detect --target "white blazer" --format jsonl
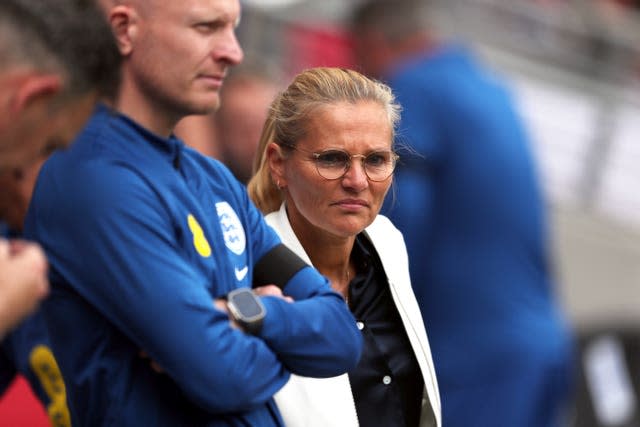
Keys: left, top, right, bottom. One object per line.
{"left": 266, "top": 203, "right": 441, "bottom": 427}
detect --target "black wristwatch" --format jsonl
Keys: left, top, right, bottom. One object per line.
{"left": 226, "top": 288, "right": 266, "bottom": 335}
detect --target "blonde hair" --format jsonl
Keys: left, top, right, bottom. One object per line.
{"left": 247, "top": 67, "right": 401, "bottom": 214}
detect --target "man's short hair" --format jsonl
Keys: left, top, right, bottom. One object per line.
{"left": 350, "top": 0, "right": 432, "bottom": 42}
{"left": 0, "top": 0, "right": 121, "bottom": 100}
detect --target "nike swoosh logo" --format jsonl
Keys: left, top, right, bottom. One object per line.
{"left": 234, "top": 265, "right": 249, "bottom": 281}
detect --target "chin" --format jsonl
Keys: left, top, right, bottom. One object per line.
{"left": 191, "top": 103, "right": 219, "bottom": 116}
{"left": 185, "top": 95, "right": 220, "bottom": 115}
{"left": 334, "top": 223, "right": 367, "bottom": 238}
{"left": 204, "top": 93, "right": 221, "bottom": 110}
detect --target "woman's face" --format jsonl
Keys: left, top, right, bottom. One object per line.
{"left": 276, "top": 100, "right": 394, "bottom": 239}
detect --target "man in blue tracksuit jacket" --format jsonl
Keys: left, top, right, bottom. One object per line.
{"left": 25, "top": 105, "right": 362, "bottom": 426}
{"left": 23, "top": 0, "right": 362, "bottom": 425}
{"left": 352, "top": 1, "right": 574, "bottom": 426}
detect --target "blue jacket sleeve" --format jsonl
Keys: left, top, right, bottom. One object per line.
{"left": 27, "top": 161, "right": 290, "bottom": 413}
{"left": 238, "top": 184, "right": 363, "bottom": 377}
{"left": 259, "top": 268, "right": 363, "bottom": 377}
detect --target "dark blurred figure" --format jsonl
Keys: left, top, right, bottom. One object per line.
{"left": 0, "top": 0, "right": 120, "bottom": 340}
{"left": 0, "top": 0, "right": 120, "bottom": 172}
{"left": 0, "top": 157, "right": 70, "bottom": 426}
{"left": 216, "top": 63, "right": 282, "bottom": 183}
{"left": 351, "top": 1, "right": 576, "bottom": 426}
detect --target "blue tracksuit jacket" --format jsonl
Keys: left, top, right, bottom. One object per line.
{"left": 24, "top": 104, "right": 362, "bottom": 426}
{"left": 382, "top": 46, "right": 574, "bottom": 426}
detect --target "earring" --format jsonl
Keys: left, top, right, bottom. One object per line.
{"left": 276, "top": 180, "right": 281, "bottom": 189}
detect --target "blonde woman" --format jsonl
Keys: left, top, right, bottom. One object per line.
{"left": 248, "top": 67, "right": 441, "bottom": 427}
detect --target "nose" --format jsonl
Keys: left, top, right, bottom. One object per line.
{"left": 214, "top": 29, "right": 244, "bottom": 66}
{"left": 341, "top": 158, "right": 369, "bottom": 191}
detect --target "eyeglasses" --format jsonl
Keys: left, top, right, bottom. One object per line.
{"left": 282, "top": 144, "right": 399, "bottom": 182}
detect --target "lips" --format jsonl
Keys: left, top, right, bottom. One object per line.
{"left": 334, "top": 199, "right": 369, "bottom": 208}
{"left": 196, "top": 73, "right": 225, "bottom": 88}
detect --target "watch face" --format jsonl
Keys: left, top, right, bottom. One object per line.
{"left": 229, "top": 289, "right": 264, "bottom": 320}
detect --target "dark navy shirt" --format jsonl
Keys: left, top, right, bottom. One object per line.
{"left": 348, "top": 234, "right": 424, "bottom": 427}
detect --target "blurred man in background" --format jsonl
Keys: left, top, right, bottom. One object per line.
{"left": 0, "top": 156, "right": 70, "bottom": 426}
{"left": 351, "top": 1, "right": 575, "bottom": 426}
{"left": 0, "top": 1, "right": 120, "bottom": 424}
{"left": 0, "top": 0, "right": 120, "bottom": 340}
{"left": 215, "top": 62, "right": 282, "bottom": 184}
{"left": 0, "top": 0, "right": 120, "bottom": 173}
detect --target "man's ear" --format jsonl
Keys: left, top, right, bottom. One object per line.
{"left": 108, "top": 5, "right": 138, "bottom": 56}
{"left": 10, "top": 74, "right": 62, "bottom": 114}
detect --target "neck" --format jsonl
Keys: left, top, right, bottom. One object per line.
{"left": 313, "top": 252, "right": 354, "bottom": 303}
{"left": 295, "top": 227, "right": 355, "bottom": 300}
{"left": 114, "top": 73, "right": 177, "bottom": 137}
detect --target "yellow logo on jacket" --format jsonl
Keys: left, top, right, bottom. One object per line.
{"left": 188, "top": 214, "right": 211, "bottom": 258}
{"left": 30, "top": 345, "right": 71, "bottom": 427}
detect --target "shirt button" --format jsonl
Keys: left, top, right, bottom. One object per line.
{"left": 382, "top": 375, "right": 392, "bottom": 385}
{"left": 356, "top": 322, "right": 364, "bottom": 330}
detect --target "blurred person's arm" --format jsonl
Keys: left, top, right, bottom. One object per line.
{"left": 0, "top": 240, "right": 48, "bottom": 340}
{"left": 255, "top": 267, "right": 363, "bottom": 377}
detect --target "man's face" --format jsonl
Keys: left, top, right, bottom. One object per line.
{"left": 0, "top": 91, "right": 98, "bottom": 173}
{"left": 128, "top": 0, "right": 243, "bottom": 119}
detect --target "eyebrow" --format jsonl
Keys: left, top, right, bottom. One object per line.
{"left": 186, "top": 6, "right": 239, "bottom": 27}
